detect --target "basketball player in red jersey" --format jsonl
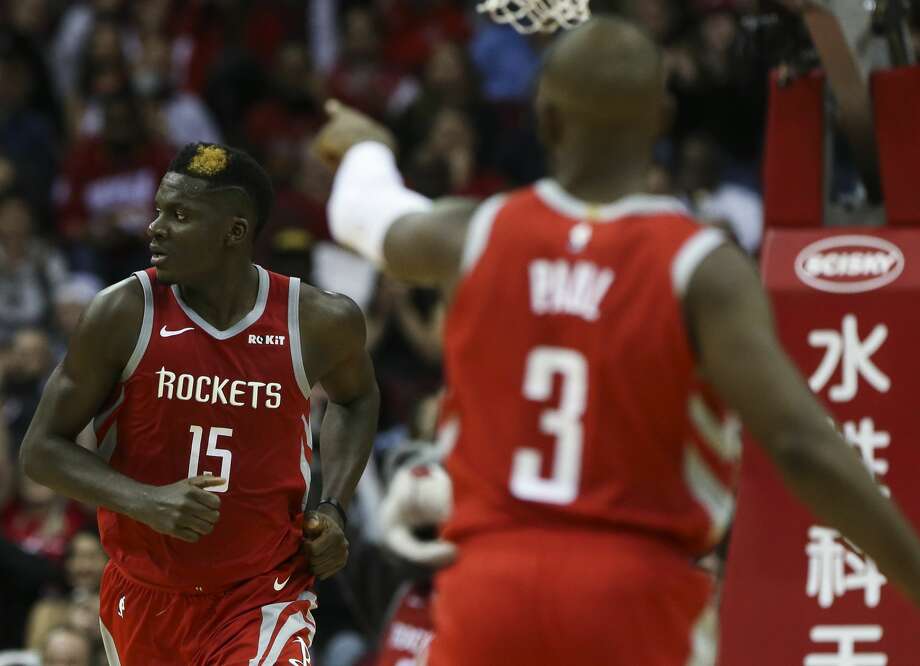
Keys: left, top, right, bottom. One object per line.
{"left": 20, "top": 143, "right": 380, "bottom": 665}
{"left": 313, "top": 16, "right": 920, "bottom": 666}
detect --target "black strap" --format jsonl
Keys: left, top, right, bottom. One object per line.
{"left": 317, "top": 497, "right": 347, "bottom": 529}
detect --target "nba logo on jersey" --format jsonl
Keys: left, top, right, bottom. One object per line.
{"left": 568, "top": 223, "right": 593, "bottom": 253}
{"left": 118, "top": 596, "right": 126, "bottom": 618}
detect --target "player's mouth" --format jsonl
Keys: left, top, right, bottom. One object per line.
{"left": 150, "top": 244, "right": 169, "bottom": 266}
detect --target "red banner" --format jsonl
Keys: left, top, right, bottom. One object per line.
{"left": 720, "top": 229, "right": 920, "bottom": 665}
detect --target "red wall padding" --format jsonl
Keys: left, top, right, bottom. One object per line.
{"left": 763, "top": 71, "right": 826, "bottom": 229}
{"left": 873, "top": 66, "right": 920, "bottom": 226}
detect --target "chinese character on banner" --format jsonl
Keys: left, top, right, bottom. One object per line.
{"left": 804, "top": 625, "right": 887, "bottom": 666}
{"left": 806, "top": 527, "right": 887, "bottom": 608}
{"left": 842, "top": 418, "right": 891, "bottom": 497}
{"left": 808, "top": 315, "right": 890, "bottom": 402}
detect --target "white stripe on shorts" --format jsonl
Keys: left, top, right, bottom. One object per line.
{"left": 99, "top": 619, "right": 123, "bottom": 666}
{"left": 250, "top": 591, "right": 318, "bottom": 666}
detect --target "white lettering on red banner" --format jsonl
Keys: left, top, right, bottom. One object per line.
{"left": 805, "top": 527, "right": 886, "bottom": 608}
{"left": 808, "top": 315, "right": 890, "bottom": 402}
{"left": 805, "top": 625, "right": 887, "bottom": 666}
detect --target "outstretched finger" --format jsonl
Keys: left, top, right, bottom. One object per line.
{"left": 188, "top": 477, "right": 224, "bottom": 509}
{"left": 325, "top": 98, "right": 342, "bottom": 117}
{"left": 188, "top": 475, "right": 227, "bottom": 490}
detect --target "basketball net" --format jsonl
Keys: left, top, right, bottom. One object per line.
{"left": 476, "top": 0, "right": 591, "bottom": 34}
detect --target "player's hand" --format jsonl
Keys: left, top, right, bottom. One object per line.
{"left": 132, "top": 476, "right": 223, "bottom": 543}
{"left": 302, "top": 508, "right": 349, "bottom": 580}
{"left": 312, "top": 99, "right": 397, "bottom": 171}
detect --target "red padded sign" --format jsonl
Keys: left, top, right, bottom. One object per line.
{"left": 873, "top": 66, "right": 920, "bottom": 226}
{"left": 763, "top": 72, "right": 826, "bottom": 230}
{"left": 720, "top": 229, "right": 920, "bottom": 665}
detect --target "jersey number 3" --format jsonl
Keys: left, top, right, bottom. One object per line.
{"left": 188, "top": 425, "right": 233, "bottom": 493}
{"left": 510, "top": 347, "right": 587, "bottom": 505}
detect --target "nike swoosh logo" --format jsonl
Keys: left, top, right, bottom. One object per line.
{"left": 274, "top": 575, "right": 291, "bottom": 591}
{"left": 160, "top": 325, "right": 195, "bottom": 338}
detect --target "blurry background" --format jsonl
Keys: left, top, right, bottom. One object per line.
{"left": 0, "top": 1, "right": 915, "bottom": 665}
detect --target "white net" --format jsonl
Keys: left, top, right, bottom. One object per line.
{"left": 475, "top": 0, "right": 591, "bottom": 34}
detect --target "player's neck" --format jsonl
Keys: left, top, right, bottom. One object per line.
{"left": 176, "top": 260, "right": 260, "bottom": 331}
{"left": 552, "top": 166, "right": 649, "bottom": 205}
{"left": 551, "top": 136, "right": 652, "bottom": 204}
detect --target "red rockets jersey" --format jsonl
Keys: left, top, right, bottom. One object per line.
{"left": 93, "top": 266, "right": 314, "bottom": 591}
{"left": 440, "top": 180, "right": 741, "bottom": 558}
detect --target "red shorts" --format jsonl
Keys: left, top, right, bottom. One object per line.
{"left": 98, "top": 558, "right": 317, "bottom": 665}
{"left": 426, "top": 529, "right": 716, "bottom": 666}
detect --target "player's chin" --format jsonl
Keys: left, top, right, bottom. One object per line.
{"left": 153, "top": 265, "right": 178, "bottom": 285}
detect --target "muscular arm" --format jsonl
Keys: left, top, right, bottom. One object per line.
{"left": 319, "top": 297, "right": 380, "bottom": 511}
{"left": 19, "top": 280, "right": 150, "bottom": 514}
{"left": 382, "top": 198, "right": 479, "bottom": 290}
{"left": 307, "top": 290, "right": 379, "bottom": 511}
{"left": 300, "top": 288, "right": 379, "bottom": 577}
{"left": 685, "top": 244, "right": 920, "bottom": 605}
{"left": 20, "top": 279, "right": 221, "bottom": 542}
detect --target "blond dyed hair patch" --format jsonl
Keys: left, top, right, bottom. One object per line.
{"left": 187, "top": 145, "right": 230, "bottom": 176}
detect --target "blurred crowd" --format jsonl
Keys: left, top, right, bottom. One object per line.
{"left": 0, "top": 0, "right": 784, "bottom": 664}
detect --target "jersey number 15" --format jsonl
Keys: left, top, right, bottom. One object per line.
{"left": 187, "top": 425, "right": 233, "bottom": 493}
{"left": 510, "top": 346, "right": 587, "bottom": 505}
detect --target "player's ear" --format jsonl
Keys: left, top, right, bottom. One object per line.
{"left": 654, "top": 76, "right": 676, "bottom": 139}
{"left": 535, "top": 87, "right": 563, "bottom": 152}
{"left": 226, "top": 216, "right": 250, "bottom": 246}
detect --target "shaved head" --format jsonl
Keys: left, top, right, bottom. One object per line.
{"left": 535, "top": 16, "right": 667, "bottom": 199}
{"left": 538, "top": 16, "right": 664, "bottom": 131}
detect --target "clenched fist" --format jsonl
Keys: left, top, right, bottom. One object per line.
{"left": 131, "top": 475, "right": 223, "bottom": 542}
{"left": 302, "top": 507, "right": 349, "bottom": 580}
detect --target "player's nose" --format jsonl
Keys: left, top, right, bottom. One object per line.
{"left": 148, "top": 213, "right": 167, "bottom": 240}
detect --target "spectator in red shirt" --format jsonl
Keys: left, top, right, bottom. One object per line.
{"left": 245, "top": 41, "right": 324, "bottom": 164}
{"left": 1, "top": 468, "right": 89, "bottom": 564}
{"left": 379, "top": 0, "right": 471, "bottom": 71}
{"left": 326, "top": 6, "right": 419, "bottom": 121}
{"left": 244, "top": 42, "right": 330, "bottom": 266}
{"left": 55, "top": 89, "right": 172, "bottom": 282}
{"left": 172, "top": 0, "right": 297, "bottom": 94}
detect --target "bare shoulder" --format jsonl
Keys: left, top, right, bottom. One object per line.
{"left": 71, "top": 275, "right": 146, "bottom": 369}
{"left": 84, "top": 275, "right": 145, "bottom": 330}
{"left": 298, "top": 283, "right": 366, "bottom": 352}
{"left": 684, "top": 242, "right": 761, "bottom": 311}
{"left": 682, "top": 242, "right": 773, "bottom": 368}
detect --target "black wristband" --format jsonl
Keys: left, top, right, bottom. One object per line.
{"left": 317, "top": 498, "right": 347, "bottom": 529}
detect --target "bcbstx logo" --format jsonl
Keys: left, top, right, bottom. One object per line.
{"left": 794, "top": 235, "right": 905, "bottom": 294}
